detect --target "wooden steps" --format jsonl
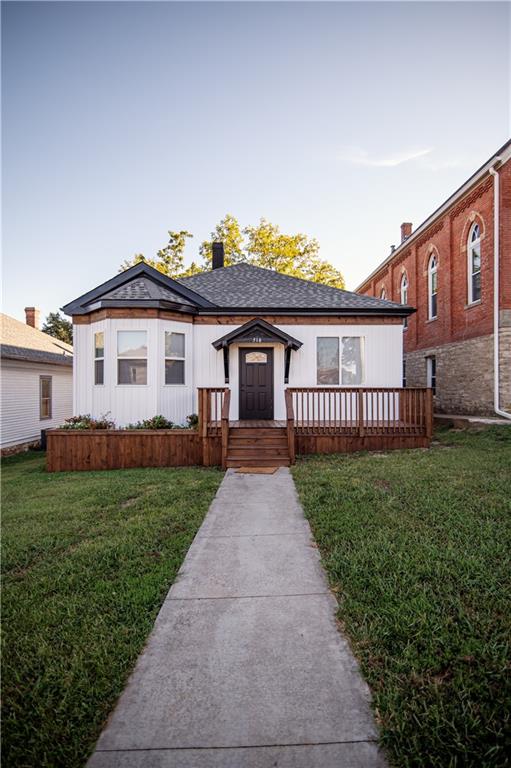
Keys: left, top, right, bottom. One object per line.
{"left": 226, "top": 426, "right": 290, "bottom": 468}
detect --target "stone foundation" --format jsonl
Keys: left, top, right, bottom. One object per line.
{"left": 0, "top": 439, "right": 40, "bottom": 458}
{"left": 405, "top": 331, "right": 511, "bottom": 416}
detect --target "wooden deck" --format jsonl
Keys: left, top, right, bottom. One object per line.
{"left": 46, "top": 387, "right": 434, "bottom": 472}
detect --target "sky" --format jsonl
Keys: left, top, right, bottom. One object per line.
{"left": 2, "top": 0, "right": 510, "bottom": 323}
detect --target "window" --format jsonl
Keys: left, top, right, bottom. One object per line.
{"left": 427, "top": 356, "right": 436, "bottom": 395}
{"left": 341, "top": 337, "right": 364, "bottom": 385}
{"left": 400, "top": 273, "right": 409, "bottom": 329}
{"left": 468, "top": 223, "right": 481, "bottom": 304}
{"left": 40, "top": 376, "right": 52, "bottom": 419}
{"left": 245, "top": 351, "right": 267, "bottom": 363}
{"left": 428, "top": 254, "right": 438, "bottom": 319}
{"left": 402, "top": 360, "right": 407, "bottom": 388}
{"left": 317, "top": 337, "right": 339, "bottom": 384}
{"left": 164, "top": 332, "right": 185, "bottom": 384}
{"left": 380, "top": 287, "right": 387, "bottom": 299}
{"left": 94, "top": 331, "right": 104, "bottom": 385}
{"left": 117, "top": 331, "right": 147, "bottom": 385}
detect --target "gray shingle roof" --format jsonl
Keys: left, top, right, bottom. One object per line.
{"left": 102, "top": 277, "right": 191, "bottom": 305}
{"left": 62, "top": 261, "right": 413, "bottom": 317}
{"left": 0, "top": 313, "right": 73, "bottom": 366}
{"left": 178, "top": 263, "right": 407, "bottom": 311}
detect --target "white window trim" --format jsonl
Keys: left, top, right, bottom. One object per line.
{"left": 427, "top": 356, "right": 436, "bottom": 394}
{"left": 467, "top": 223, "right": 481, "bottom": 305}
{"left": 116, "top": 330, "right": 148, "bottom": 386}
{"left": 428, "top": 255, "right": 438, "bottom": 320}
{"left": 39, "top": 375, "right": 52, "bottom": 420}
{"left": 164, "top": 331, "right": 186, "bottom": 386}
{"left": 94, "top": 331, "right": 105, "bottom": 387}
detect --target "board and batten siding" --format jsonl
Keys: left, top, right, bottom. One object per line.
{"left": 74, "top": 318, "right": 403, "bottom": 425}
{"left": 0, "top": 360, "right": 73, "bottom": 448}
{"left": 74, "top": 319, "right": 194, "bottom": 426}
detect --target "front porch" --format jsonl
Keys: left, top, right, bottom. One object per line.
{"left": 199, "top": 386, "right": 434, "bottom": 469}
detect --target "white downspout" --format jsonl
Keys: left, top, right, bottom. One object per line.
{"left": 489, "top": 161, "right": 511, "bottom": 420}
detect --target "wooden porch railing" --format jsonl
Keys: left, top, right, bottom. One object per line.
{"left": 284, "top": 389, "right": 295, "bottom": 464}
{"left": 221, "top": 389, "right": 231, "bottom": 470}
{"left": 198, "top": 387, "right": 229, "bottom": 466}
{"left": 286, "top": 387, "right": 433, "bottom": 438}
{"left": 198, "top": 387, "right": 227, "bottom": 437}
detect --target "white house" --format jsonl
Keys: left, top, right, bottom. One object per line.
{"left": 0, "top": 310, "right": 73, "bottom": 452}
{"left": 63, "top": 244, "right": 413, "bottom": 430}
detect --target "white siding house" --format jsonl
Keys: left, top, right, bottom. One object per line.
{"left": 64, "top": 254, "right": 412, "bottom": 428}
{"left": 1, "top": 312, "right": 73, "bottom": 451}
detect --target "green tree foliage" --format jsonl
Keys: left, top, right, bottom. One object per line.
{"left": 199, "top": 214, "right": 245, "bottom": 267}
{"left": 42, "top": 312, "right": 73, "bottom": 344}
{"left": 120, "top": 216, "right": 345, "bottom": 289}
{"left": 120, "top": 231, "right": 199, "bottom": 276}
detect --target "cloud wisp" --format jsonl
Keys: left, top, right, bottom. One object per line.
{"left": 339, "top": 146, "right": 434, "bottom": 168}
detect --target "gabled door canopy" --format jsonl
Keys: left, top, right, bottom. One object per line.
{"left": 211, "top": 318, "right": 302, "bottom": 384}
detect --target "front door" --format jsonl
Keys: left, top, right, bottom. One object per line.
{"left": 239, "top": 348, "right": 274, "bottom": 420}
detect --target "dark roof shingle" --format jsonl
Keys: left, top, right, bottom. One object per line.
{"left": 178, "top": 263, "right": 407, "bottom": 311}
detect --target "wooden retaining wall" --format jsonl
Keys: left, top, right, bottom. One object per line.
{"left": 295, "top": 433, "right": 430, "bottom": 456}
{"left": 46, "top": 430, "right": 221, "bottom": 472}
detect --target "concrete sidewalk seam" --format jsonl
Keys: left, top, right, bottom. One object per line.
{"left": 95, "top": 738, "right": 380, "bottom": 753}
{"left": 167, "top": 591, "right": 331, "bottom": 601}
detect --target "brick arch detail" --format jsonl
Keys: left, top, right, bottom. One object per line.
{"left": 459, "top": 211, "right": 486, "bottom": 253}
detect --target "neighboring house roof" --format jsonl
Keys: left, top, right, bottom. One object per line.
{"left": 0, "top": 313, "right": 73, "bottom": 367}
{"left": 63, "top": 261, "right": 413, "bottom": 317}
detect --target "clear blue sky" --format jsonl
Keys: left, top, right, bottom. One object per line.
{"left": 2, "top": 1, "right": 509, "bottom": 322}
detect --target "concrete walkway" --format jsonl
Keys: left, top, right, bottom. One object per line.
{"left": 88, "top": 468, "right": 386, "bottom": 767}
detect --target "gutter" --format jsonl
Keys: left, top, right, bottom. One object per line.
{"left": 489, "top": 161, "right": 511, "bottom": 420}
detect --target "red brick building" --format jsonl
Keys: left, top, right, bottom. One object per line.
{"left": 357, "top": 140, "right": 511, "bottom": 417}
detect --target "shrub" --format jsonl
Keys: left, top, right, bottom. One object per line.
{"left": 125, "top": 415, "right": 174, "bottom": 430}
{"left": 186, "top": 413, "right": 199, "bottom": 429}
{"left": 60, "top": 414, "right": 115, "bottom": 430}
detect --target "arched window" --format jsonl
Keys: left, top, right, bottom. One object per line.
{"left": 400, "top": 273, "right": 409, "bottom": 329}
{"left": 468, "top": 223, "right": 481, "bottom": 304}
{"left": 428, "top": 254, "right": 438, "bottom": 320}
{"left": 380, "top": 287, "right": 387, "bottom": 300}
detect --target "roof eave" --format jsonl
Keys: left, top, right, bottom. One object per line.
{"left": 199, "top": 306, "right": 415, "bottom": 317}
{"left": 71, "top": 299, "right": 198, "bottom": 316}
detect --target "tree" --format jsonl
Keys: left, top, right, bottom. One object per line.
{"left": 119, "top": 216, "right": 345, "bottom": 289}
{"left": 42, "top": 312, "right": 73, "bottom": 344}
{"left": 120, "top": 231, "right": 199, "bottom": 277}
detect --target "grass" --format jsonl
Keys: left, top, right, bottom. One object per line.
{"left": 1, "top": 452, "right": 223, "bottom": 768}
{"left": 292, "top": 426, "right": 511, "bottom": 768}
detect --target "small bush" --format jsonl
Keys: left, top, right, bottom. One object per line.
{"left": 186, "top": 413, "right": 199, "bottom": 429}
{"left": 60, "top": 414, "right": 115, "bottom": 430}
{"left": 125, "top": 415, "right": 174, "bottom": 430}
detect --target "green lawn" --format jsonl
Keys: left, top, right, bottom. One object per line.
{"left": 1, "top": 453, "right": 222, "bottom": 768}
{"left": 292, "top": 426, "right": 511, "bottom": 768}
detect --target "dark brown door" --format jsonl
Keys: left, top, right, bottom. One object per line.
{"left": 239, "top": 348, "right": 274, "bottom": 420}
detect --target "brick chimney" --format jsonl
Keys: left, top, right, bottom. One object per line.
{"left": 212, "top": 241, "right": 224, "bottom": 270}
{"left": 25, "top": 307, "right": 40, "bottom": 329}
{"left": 401, "top": 222, "right": 412, "bottom": 243}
